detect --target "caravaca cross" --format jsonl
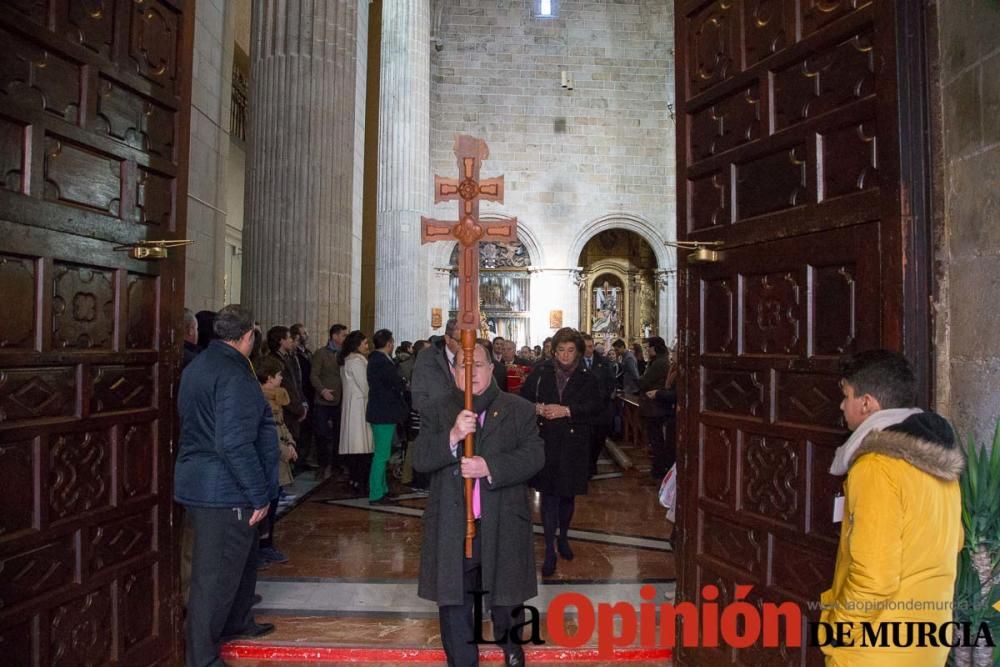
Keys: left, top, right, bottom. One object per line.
{"left": 421, "top": 134, "right": 517, "bottom": 558}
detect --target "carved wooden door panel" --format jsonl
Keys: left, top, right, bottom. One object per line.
{"left": 674, "top": 1, "right": 932, "bottom": 665}
{"left": 0, "top": 1, "right": 192, "bottom": 664}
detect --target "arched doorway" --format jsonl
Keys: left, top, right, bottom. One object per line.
{"left": 448, "top": 237, "right": 532, "bottom": 346}
{"left": 577, "top": 230, "right": 659, "bottom": 348}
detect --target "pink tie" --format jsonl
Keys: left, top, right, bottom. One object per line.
{"left": 473, "top": 413, "right": 485, "bottom": 519}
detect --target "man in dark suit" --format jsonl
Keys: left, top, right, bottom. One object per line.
{"left": 582, "top": 333, "right": 616, "bottom": 476}
{"left": 414, "top": 341, "right": 544, "bottom": 667}
{"left": 489, "top": 338, "right": 509, "bottom": 391}
{"left": 411, "top": 318, "right": 461, "bottom": 413}
{"left": 366, "top": 328, "right": 408, "bottom": 504}
{"left": 174, "top": 304, "right": 279, "bottom": 666}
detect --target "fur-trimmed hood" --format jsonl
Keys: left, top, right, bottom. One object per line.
{"left": 850, "top": 413, "right": 965, "bottom": 481}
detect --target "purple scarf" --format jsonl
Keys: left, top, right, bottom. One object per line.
{"left": 554, "top": 359, "right": 579, "bottom": 400}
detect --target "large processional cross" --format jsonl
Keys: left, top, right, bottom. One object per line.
{"left": 421, "top": 134, "right": 517, "bottom": 557}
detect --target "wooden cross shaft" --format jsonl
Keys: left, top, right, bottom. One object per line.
{"left": 420, "top": 134, "right": 517, "bottom": 559}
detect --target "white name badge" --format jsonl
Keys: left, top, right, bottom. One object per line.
{"left": 833, "top": 495, "right": 845, "bottom": 523}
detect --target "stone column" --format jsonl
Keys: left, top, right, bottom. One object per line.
{"left": 243, "top": 0, "right": 363, "bottom": 335}
{"left": 374, "top": 0, "right": 431, "bottom": 342}
{"left": 657, "top": 268, "right": 677, "bottom": 347}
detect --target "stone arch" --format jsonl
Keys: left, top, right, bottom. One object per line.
{"left": 566, "top": 213, "right": 673, "bottom": 270}
{"left": 427, "top": 216, "right": 545, "bottom": 269}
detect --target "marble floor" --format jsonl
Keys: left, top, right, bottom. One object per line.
{"left": 222, "top": 442, "right": 675, "bottom": 665}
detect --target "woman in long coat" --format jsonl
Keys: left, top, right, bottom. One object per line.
{"left": 338, "top": 330, "right": 373, "bottom": 492}
{"left": 520, "top": 327, "right": 603, "bottom": 576}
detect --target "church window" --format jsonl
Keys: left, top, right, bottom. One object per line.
{"left": 535, "top": 0, "right": 556, "bottom": 18}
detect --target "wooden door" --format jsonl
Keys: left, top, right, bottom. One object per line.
{"left": 0, "top": 1, "right": 193, "bottom": 664}
{"left": 674, "top": 1, "right": 933, "bottom": 665}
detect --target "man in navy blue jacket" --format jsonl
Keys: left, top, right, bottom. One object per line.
{"left": 175, "top": 304, "right": 279, "bottom": 666}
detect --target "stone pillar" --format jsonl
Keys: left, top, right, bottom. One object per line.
{"left": 656, "top": 268, "right": 677, "bottom": 347}
{"left": 243, "top": 0, "right": 363, "bottom": 335}
{"left": 374, "top": 0, "right": 431, "bottom": 342}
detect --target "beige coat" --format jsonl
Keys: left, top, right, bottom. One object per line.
{"left": 261, "top": 385, "right": 296, "bottom": 486}
{"left": 339, "top": 353, "right": 373, "bottom": 455}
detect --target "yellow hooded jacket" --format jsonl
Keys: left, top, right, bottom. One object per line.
{"left": 820, "top": 416, "right": 965, "bottom": 667}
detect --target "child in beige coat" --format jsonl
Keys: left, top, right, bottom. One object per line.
{"left": 256, "top": 357, "right": 298, "bottom": 565}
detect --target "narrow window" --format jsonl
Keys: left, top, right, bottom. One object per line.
{"left": 535, "top": 0, "right": 556, "bottom": 18}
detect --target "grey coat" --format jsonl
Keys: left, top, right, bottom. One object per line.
{"left": 410, "top": 336, "right": 453, "bottom": 414}
{"left": 413, "top": 390, "right": 544, "bottom": 608}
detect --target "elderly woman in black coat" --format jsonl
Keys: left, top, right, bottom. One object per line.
{"left": 521, "top": 327, "right": 603, "bottom": 576}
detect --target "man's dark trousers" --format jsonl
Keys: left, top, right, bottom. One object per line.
{"left": 438, "top": 529, "right": 524, "bottom": 667}
{"left": 314, "top": 402, "right": 341, "bottom": 471}
{"left": 186, "top": 506, "right": 259, "bottom": 667}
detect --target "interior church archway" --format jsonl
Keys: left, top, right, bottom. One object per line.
{"left": 448, "top": 236, "right": 533, "bottom": 346}
{"left": 576, "top": 229, "right": 660, "bottom": 349}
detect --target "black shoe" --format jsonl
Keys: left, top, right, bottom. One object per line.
{"left": 557, "top": 538, "right": 574, "bottom": 561}
{"left": 504, "top": 644, "right": 525, "bottom": 666}
{"left": 221, "top": 622, "right": 275, "bottom": 642}
{"left": 541, "top": 551, "right": 557, "bottom": 577}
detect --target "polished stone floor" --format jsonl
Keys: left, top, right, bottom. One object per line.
{"left": 222, "top": 442, "right": 675, "bottom": 665}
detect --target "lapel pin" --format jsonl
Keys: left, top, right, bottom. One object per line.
{"left": 493, "top": 411, "right": 499, "bottom": 418}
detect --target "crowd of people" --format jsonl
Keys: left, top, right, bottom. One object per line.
{"left": 174, "top": 305, "right": 964, "bottom": 667}
{"left": 176, "top": 306, "right": 679, "bottom": 664}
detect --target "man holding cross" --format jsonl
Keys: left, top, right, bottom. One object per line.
{"left": 415, "top": 135, "right": 542, "bottom": 665}
{"left": 413, "top": 341, "right": 543, "bottom": 667}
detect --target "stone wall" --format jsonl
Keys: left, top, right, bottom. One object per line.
{"left": 428, "top": 0, "right": 675, "bottom": 344}
{"left": 935, "top": 0, "right": 1000, "bottom": 444}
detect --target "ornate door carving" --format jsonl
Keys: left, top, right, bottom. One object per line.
{"left": 675, "top": 1, "right": 932, "bottom": 664}
{"left": 0, "top": 1, "right": 193, "bottom": 664}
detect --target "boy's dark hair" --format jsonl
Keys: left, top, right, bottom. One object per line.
{"left": 329, "top": 323, "right": 347, "bottom": 338}
{"left": 612, "top": 338, "right": 626, "bottom": 350}
{"left": 256, "top": 356, "right": 284, "bottom": 384}
{"left": 213, "top": 305, "right": 253, "bottom": 342}
{"left": 373, "top": 329, "right": 394, "bottom": 350}
{"left": 840, "top": 349, "right": 916, "bottom": 409}
{"left": 290, "top": 323, "right": 306, "bottom": 339}
{"left": 267, "top": 325, "right": 290, "bottom": 353}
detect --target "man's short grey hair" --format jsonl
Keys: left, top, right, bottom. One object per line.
{"left": 450, "top": 341, "right": 494, "bottom": 367}
{"left": 183, "top": 308, "right": 196, "bottom": 326}
{"left": 214, "top": 304, "right": 255, "bottom": 342}
{"left": 444, "top": 318, "right": 458, "bottom": 338}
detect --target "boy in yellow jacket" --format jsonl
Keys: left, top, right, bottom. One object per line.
{"left": 821, "top": 350, "right": 964, "bottom": 666}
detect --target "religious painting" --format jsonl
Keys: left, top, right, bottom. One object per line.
{"left": 592, "top": 274, "right": 623, "bottom": 335}
{"left": 431, "top": 307, "right": 442, "bottom": 329}
{"left": 549, "top": 310, "right": 563, "bottom": 329}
